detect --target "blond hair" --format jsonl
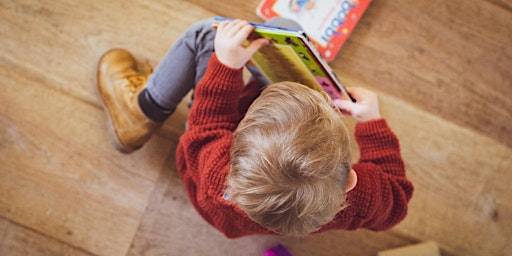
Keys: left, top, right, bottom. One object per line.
{"left": 227, "top": 82, "right": 351, "bottom": 236}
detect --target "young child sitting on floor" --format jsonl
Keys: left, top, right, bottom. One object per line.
{"left": 97, "top": 18, "right": 413, "bottom": 238}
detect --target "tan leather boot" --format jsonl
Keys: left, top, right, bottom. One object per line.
{"left": 97, "top": 48, "right": 160, "bottom": 153}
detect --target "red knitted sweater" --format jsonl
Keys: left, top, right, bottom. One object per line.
{"left": 176, "top": 54, "right": 414, "bottom": 238}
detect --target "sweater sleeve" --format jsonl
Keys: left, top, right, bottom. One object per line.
{"left": 349, "top": 119, "right": 414, "bottom": 231}
{"left": 176, "top": 53, "right": 246, "bottom": 232}
{"left": 320, "top": 119, "right": 414, "bottom": 232}
{"left": 188, "top": 53, "right": 245, "bottom": 129}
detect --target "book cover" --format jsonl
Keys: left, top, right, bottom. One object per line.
{"left": 256, "top": 0, "right": 372, "bottom": 62}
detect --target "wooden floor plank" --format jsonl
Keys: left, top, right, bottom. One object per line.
{"left": 186, "top": 0, "right": 261, "bottom": 21}
{"left": 0, "top": 0, "right": 212, "bottom": 108}
{"left": 334, "top": 0, "right": 512, "bottom": 147}
{"left": 0, "top": 217, "right": 94, "bottom": 256}
{"left": 0, "top": 57, "right": 174, "bottom": 255}
{"left": 374, "top": 87, "right": 512, "bottom": 256}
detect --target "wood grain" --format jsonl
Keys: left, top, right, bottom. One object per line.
{"left": 0, "top": 217, "right": 94, "bottom": 256}
{"left": 333, "top": 0, "right": 512, "bottom": 147}
{"left": 376, "top": 86, "right": 512, "bottom": 256}
{"left": 0, "top": 59, "right": 175, "bottom": 255}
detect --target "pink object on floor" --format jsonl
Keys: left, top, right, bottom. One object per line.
{"left": 263, "top": 244, "right": 293, "bottom": 256}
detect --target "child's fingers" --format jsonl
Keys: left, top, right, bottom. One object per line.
{"left": 224, "top": 19, "right": 248, "bottom": 36}
{"left": 334, "top": 99, "right": 355, "bottom": 114}
{"left": 345, "top": 87, "right": 364, "bottom": 101}
{"left": 230, "top": 23, "right": 256, "bottom": 45}
{"left": 246, "top": 38, "right": 269, "bottom": 55}
{"left": 346, "top": 87, "right": 377, "bottom": 103}
{"left": 216, "top": 19, "right": 239, "bottom": 36}
{"left": 217, "top": 20, "right": 254, "bottom": 45}
{"left": 216, "top": 20, "right": 230, "bottom": 31}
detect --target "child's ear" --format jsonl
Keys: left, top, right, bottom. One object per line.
{"left": 345, "top": 169, "right": 358, "bottom": 192}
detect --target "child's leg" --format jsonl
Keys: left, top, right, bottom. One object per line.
{"left": 139, "top": 18, "right": 216, "bottom": 122}
{"left": 139, "top": 17, "right": 301, "bottom": 122}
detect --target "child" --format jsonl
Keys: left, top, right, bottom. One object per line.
{"left": 97, "top": 18, "right": 413, "bottom": 238}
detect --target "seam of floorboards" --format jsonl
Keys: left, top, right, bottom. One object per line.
{"left": 0, "top": 53, "right": 101, "bottom": 111}
{"left": 485, "top": 0, "right": 512, "bottom": 12}
{"left": 0, "top": 215, "right": 97, "bottom": 256}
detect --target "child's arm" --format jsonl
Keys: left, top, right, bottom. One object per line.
{"left": 188, "top": 20, "right": 269, "bottom": 128}
{"left": 331, "top": 88, "right": 414, "bottom": 231}
{"left": 350, "top": 119, "right": 413, "bottom": 230}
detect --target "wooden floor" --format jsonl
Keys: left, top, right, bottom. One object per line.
{"left": 1, "top": 0, "right": 511, "bottom": 255}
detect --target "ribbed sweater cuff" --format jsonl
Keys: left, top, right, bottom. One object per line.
{"left": 355, "top": 119, "right": 389, "bottom": 136}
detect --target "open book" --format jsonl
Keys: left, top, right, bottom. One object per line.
{"left": 256, "top": 0, "right": 372, "bottom": 62}
{"left": 214, "top": 17, "right": 354, "bottom": 101}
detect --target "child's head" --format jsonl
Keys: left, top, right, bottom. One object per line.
{"left": 227, "top": 81, "right": 352, "bottom": 237}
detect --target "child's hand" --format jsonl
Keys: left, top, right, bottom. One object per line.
{"left": 334, "top": 87, "right": 381, "bottom": 123}
{"left": 214, "top": 19, "right": 269, "bottom": 69}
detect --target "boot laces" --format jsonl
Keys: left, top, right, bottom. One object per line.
{"left": 122, "top": 65, "right": 153, "bottom": 96}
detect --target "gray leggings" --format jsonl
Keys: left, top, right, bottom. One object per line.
{"left": 145, "top": 18, "right": 302, "bottom": 111}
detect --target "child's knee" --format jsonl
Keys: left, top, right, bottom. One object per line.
{"left": 264, "top": 17, "right": 303, "bottom": 30}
